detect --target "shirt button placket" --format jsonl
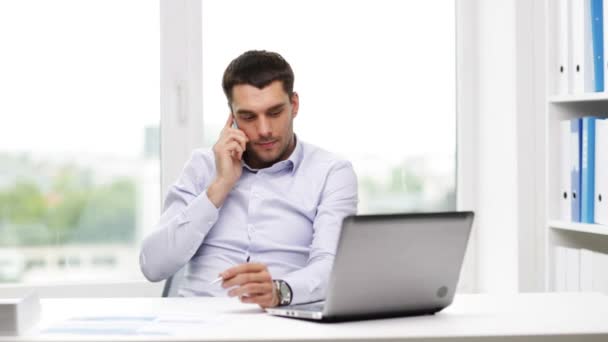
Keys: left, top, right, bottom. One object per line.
{"left": 247, "top": 175, "right": 261, "bottom": 263}
{"left": 246, "top": 223, "right": 254, "bottom": 262}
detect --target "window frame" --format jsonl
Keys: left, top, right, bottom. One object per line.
{"left": 455, "top": 0, "right": 479, "bottom": 293}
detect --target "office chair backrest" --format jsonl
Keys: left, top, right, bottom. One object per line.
{"left": 162, "top": 266, "right": 186, "bottom": 297}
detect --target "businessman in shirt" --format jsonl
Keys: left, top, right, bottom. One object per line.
{"left": 139, "top": 50, "right": 358, "bottom": 308}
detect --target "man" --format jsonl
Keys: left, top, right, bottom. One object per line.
{"left": 140, "top": 50, "right": 358, "bottom": 308}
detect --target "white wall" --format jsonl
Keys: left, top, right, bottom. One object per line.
{"left": 467, "top": 0, "right": 545, "bottom": 293}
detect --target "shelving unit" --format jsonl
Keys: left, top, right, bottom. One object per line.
{"left": 549, "top": 221, "right": 608, "bottom": 236}
{"left": 545, "top": 0, "right": 608, "bottom": 291}
{"left": 549, "top": 93, "right": 608, "bottom": 103}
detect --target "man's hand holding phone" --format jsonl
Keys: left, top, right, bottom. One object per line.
{"left": 207, "top": 114, "right": 248, "bottom": 208}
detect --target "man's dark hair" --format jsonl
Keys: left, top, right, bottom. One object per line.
{"left": 222, "top": 50, "right": 294, "bottom": 104}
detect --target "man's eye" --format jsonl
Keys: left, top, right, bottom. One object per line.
{"left": 241, "top": 115, "right": 254, "bottom": 121}
{"left": 269, "top": 110, "right": 282, "bottom": 117}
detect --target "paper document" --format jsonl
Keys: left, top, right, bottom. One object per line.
{"left": 42, "top": 314, "right": 228, "bottom": 336}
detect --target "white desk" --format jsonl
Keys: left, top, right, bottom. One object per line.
{"left": 5, "top": 293, "right": 608, "bottom": 341}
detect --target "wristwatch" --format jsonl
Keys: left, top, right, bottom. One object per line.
{"left": 273, "top": 279, "right": 292, "bottom": 306}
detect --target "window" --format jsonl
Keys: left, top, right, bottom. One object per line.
{"left": 201, "top": 0, "right": 456, "bottom": 214}
{"left": 0, "top": 1, "right": 160, "bottom": 284}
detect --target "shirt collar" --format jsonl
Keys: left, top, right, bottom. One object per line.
{"left": 287, "top": 135, "right": 303, "bottom": 175}
{"left": 242, "top": 135, "right": 303, "bottom": 175}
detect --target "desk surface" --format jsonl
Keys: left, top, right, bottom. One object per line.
{"left": 6, "top": 293, "right": 608, "bottom": 342}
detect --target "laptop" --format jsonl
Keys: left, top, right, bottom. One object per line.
{"left": 266, "top": 211, "right": 474, "bottom": 322}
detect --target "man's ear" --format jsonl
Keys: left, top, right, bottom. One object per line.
{"left": 290, "top": 92, "right": 299, "bottom": 118}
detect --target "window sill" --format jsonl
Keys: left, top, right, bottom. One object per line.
{"left": 0, "top": 279, "right": 164, "bottom": 298}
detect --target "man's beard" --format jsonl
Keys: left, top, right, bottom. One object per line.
{"left": 246, "top": 135, "right": 293, "bottom": 168}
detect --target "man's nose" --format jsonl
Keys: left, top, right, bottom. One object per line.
{"left": 257, "top": 116, "right": 272, "bottom": 136}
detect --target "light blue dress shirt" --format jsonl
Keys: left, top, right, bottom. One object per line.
{"left": 139, "top": 138, "right": 358, "bottom": 304}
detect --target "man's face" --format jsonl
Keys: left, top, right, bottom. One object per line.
{"left": 230, "top": 80, "right": 299, "bottom": 169}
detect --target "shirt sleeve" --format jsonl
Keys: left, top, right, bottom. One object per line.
{"left": 281, "top": 160, "right": 358, "bottom": 304}
{"left": 139, "top": 150, "right": 220, "bottom": 282}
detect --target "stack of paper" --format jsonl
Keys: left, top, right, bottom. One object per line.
{"left": 0, "top": 292, "right": 40, "bottom": 336}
